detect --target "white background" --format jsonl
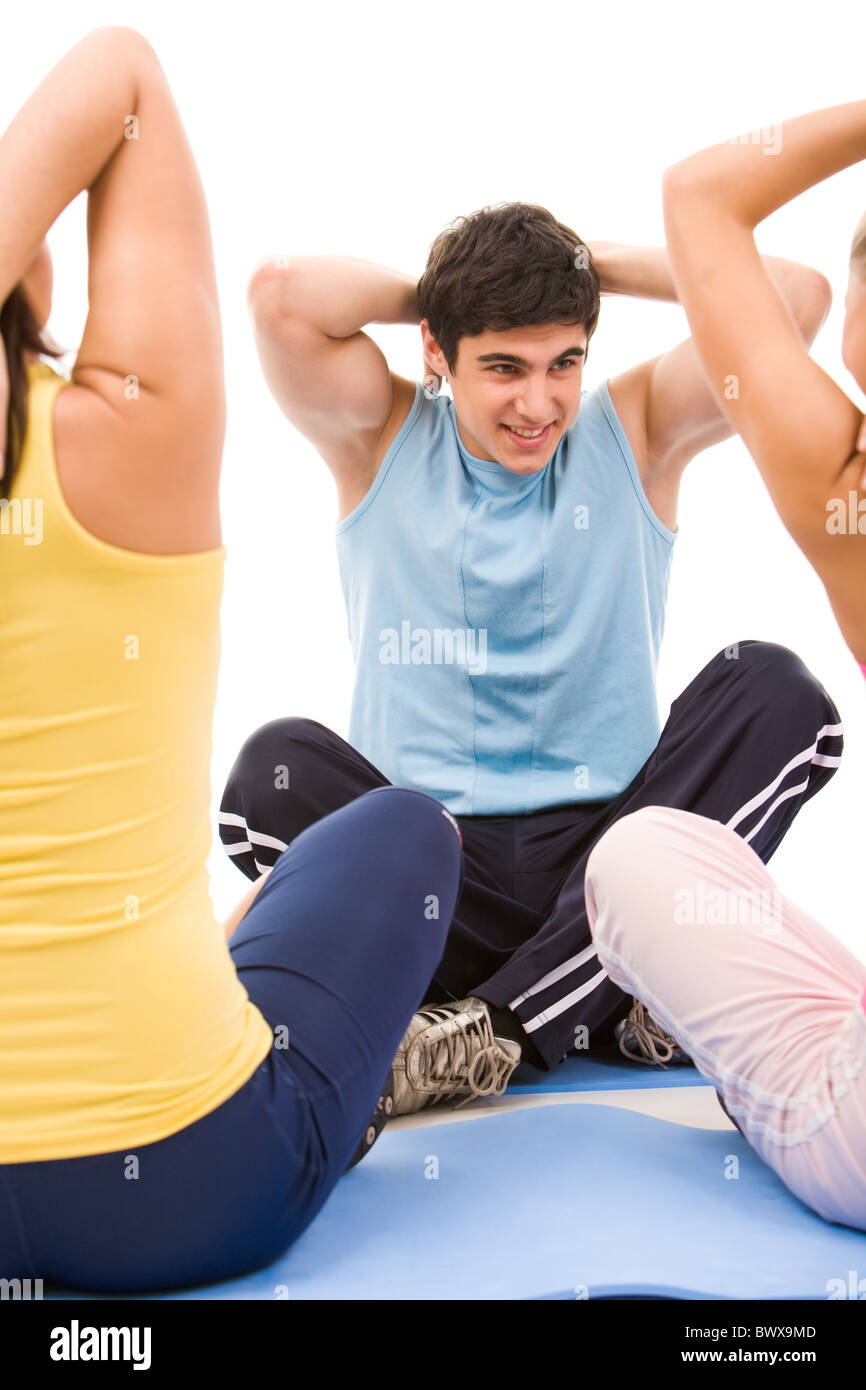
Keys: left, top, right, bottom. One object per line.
{"left": 4, "top": 0, "right": 865, "bottom": 955}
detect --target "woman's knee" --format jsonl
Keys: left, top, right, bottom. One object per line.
{"left": 354, "top": 788, "right": 463, "bottom": 924}
{"left": 586, "top": 807, "right": 677, "bottom": 947}
{"left": 588, "top": 805, "right": 683, "bottom": 880}
{"left": 585, "top": 804, "right": 747, "bottom": 956}
{"left": 352, "top": 786, "right": 463, "bottom": 860}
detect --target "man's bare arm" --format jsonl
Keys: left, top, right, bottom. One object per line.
{"left": 588, "top": 241, "right": 831, "bottom": 481}
{"left": 589, "top": 241, "right": 830, "bottom": 313}
{"left": 248, "top": 255, "right": 420, "bottom": 486}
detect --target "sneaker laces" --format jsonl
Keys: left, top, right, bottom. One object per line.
{"left": 416, "top": 1002, "right": 518, "bottom": 1107}
{"left": 618, "top": 999, "right": 681, "bottom": 1068}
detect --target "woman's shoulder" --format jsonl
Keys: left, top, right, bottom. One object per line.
{"left": 47, "top": 358, "right": 223, "bottom": 554}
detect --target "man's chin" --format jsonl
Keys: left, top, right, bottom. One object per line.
{"left": 494, "top": 442, "right": 556, "bottom": 475}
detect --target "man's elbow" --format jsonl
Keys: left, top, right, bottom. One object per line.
{"left": 247, "top": 256, "right": 302, "bottom": 330}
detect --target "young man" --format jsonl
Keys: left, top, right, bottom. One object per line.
{"left": 220, "top": 203, "right": 842, "bottom": 1114}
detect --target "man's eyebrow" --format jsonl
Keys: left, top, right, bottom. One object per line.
{"left": 475, "top": 346, "right": 586, "bottom": 365}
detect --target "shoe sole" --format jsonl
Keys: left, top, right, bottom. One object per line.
{"left": 344, "top": 1070, "right": 396, "bottom": 1171}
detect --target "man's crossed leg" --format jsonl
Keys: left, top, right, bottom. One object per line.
{"left": 219, "top": 641, "right": 843, "bottom": 1105}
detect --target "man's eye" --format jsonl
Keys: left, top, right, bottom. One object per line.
{"left": 489, "top": 360, "right": 579, "bottom": 375}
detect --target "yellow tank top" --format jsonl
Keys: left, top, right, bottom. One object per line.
{"left": 0, "top": 361, "right": 274, "bottom": 1161}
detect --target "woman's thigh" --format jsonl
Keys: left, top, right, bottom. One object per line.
{"left": 227, "top": 785, "right": 463, "bottom": 1170}
{"left": 585, "top": 805, "right": 866, "bottom": 1229}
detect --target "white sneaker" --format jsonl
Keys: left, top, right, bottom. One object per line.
{"left": 391, "top": 997, "right": 522, "bottom": 1115}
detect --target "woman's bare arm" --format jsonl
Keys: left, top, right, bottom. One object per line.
{"left": 662, "top": 103, "right": 866, "bottom": 655}
{"left": 0, "top": 28, "right": 142, "bottom": 303}
{"left": 0, "top": 27, "right": 224, "bottom": 549}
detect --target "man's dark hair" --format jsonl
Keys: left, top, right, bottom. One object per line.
{"left": 417, "top": 201, "right": 601, "bottom": 375}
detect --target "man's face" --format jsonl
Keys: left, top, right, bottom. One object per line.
{"left": 423, "top": 321, "right": 588, "bottom": 475}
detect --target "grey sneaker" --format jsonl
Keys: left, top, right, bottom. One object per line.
{"left": 615, "top": 998, "right": 690, "bottom": 1068}
{"left": 390, "top": 997, "right": 522, "bottom": 1116}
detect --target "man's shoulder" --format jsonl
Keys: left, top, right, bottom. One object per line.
{"left": 367, "top": 373, "right": 424, "bottom": 473}
{"left": 577, "top": 374, "right": 645, "bottom": 465}
{"left": 564, "top": 381, "right": 608, "bottom": 441}
{"left": 562, "top": 378, "right": 649, "bottom": 483}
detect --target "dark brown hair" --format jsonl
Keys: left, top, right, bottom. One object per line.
{"left": 417, "top": 201, "right": 601, "bottom": 374}
{"left": 1, "top": 285, "right": 65, "bottom": 500}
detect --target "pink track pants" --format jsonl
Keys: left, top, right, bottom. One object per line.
{"left": 585, "top": 805, "right": 866, "bottom": 1230}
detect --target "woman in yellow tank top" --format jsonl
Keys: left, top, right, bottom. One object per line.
{"left": 0, "top": 27, "right": 463, "bottom": 1293}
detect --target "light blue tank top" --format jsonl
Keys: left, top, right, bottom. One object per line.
{"left": 336, "top": 379, "right": 676, "bottom": 815}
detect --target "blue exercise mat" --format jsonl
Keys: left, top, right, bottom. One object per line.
{"left": 46, "top": 1097, "right": 866, "bottom": 1301}
{"left": 511, "top": 1043, "right": 713, "bottom": 1092}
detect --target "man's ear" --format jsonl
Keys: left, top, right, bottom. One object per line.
{"left": 421, "top": 319, "right": 446, "bottom": 392}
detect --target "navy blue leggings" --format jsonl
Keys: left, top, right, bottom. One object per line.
{"left": 0, "top": 787, "right": 463, "bottom": 1294}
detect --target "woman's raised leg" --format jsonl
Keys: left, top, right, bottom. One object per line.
{"left": 228, "top": 784, "right": 465, "bottom": 1178}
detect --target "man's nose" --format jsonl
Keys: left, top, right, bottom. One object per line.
{"left": 513, "top": 379, "right": 550, "bottom": 421}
